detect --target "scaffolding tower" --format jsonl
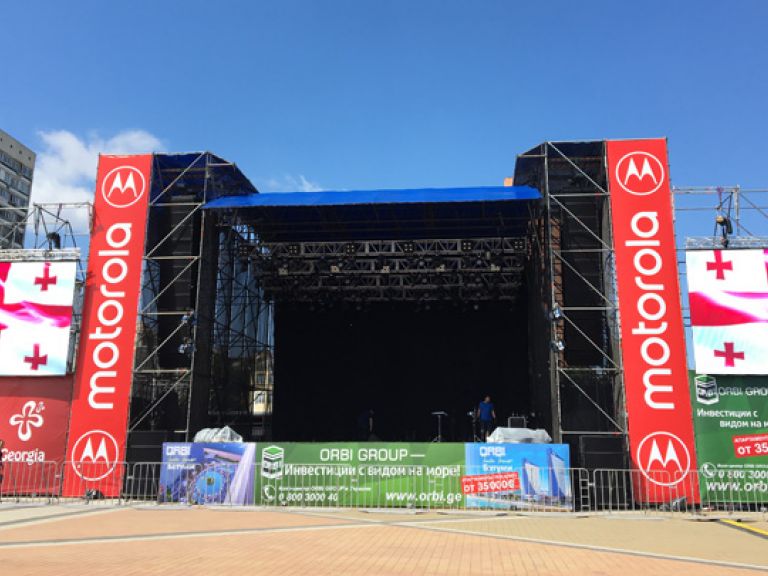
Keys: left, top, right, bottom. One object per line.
{"left": 515, "top": 142, "right": 626, "bottom": 469}
{"left": 126, "top": 152, "right": 264, "bottom": 457}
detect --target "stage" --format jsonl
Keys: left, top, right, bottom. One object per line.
{"left": 121, "top": 143, "right": 629, "bottom": 472}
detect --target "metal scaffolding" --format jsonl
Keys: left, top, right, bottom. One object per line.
{"left": 127, "top": 153, "right": 261, "bottom": 447}
{"left": 515, "top": 142, "right": 625, "bottom": 468}
{"left": 673, "top": 186, "right": 768, "bottom": 250}
{"left": 210, "top": 220, "right": 274, "bottom": 439}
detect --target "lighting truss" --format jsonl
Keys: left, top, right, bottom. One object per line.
{"left": 248, "top": 237, "right": 528, "bottom": 302}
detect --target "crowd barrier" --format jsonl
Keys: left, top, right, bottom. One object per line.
{"left": 1, "top": 461, "right": 765, "bottom": 517}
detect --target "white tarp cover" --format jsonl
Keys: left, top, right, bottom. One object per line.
{"left": 487, "top": 427, "right": 552, "bottom": 444}
{"left": 193, "top": 426, "right": 243, "bottom": 443}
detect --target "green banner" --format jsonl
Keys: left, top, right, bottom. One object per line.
{"left": 689, "top": 372, "right": 768, "bottom": 501}
{"left": 255, "top": 443, "right": 465, "bottom": 507}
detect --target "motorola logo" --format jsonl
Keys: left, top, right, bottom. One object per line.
{"left": 70, "top": 430, "right": 119, "bottom": 481}
{"left": 636, "top": 431, "right": 691, "bottom": 487}
{"left": 101, "top": 166, "right": 146, "bottom": 208}
{"left": 615, "top": 151, "right": 665, "bottom": 196}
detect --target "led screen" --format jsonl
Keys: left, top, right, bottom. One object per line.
{"left": 686, "top": 249, "right": 768, "bottom": 374}
{"left": 0, "top": 260, "right": 77, "bottom": 375}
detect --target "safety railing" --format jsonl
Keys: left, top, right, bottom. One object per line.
{"left": 60, "top": 461, "right": 130, "bottom": 505}
{"left": 0, "top": 460, "right": 62, "bottom": 504}
{"left": 674, "top": 468, "right": 768, "bottom": 516}
{"left": 1, "top": 462, "right": 766, "bottom": 518}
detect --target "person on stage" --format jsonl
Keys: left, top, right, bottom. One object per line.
{"left": 357, "top": 408, "right": 374, "bottom": 440}
{"left": 476, "top": 396, "right": 496, "bottom": 441}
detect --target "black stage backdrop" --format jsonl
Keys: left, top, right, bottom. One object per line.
{"left": 273, "top": 300, "right": 529, "bottom": 442}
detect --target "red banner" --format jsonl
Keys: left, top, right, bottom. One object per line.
{"left": 0, "top": 376, "right": 72, "bottom": 494}
{"left": 461, "top": 472, "right": 520, "bottom": 494}
{"left": 63, "top": 155, "right": 152, "bottom": 497}
{"left": 606, "top": 139, "right": 698, "bottom": 502}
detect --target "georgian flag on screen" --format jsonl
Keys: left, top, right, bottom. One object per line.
{"left": 686, "top": 249, "right": 768, "bottom": 374}
{"left": 0, "top": 261, "right": 76, "bottom": 375}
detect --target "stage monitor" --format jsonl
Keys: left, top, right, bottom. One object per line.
{"left": 0, "top": 258, "right": 77, "bottom": 375}
{"left": 686, "top": 248, "right": 768, "bottom": 374}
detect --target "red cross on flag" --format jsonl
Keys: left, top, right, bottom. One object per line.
{"left": 0, "top": 260, "right": 76, "bottom": 375}
{"left": 685, "top": 249, "right": 768, "bottom": 374}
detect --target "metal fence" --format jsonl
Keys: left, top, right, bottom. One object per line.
{"left": 1, "top": 462, "right": 766, "bottom": 517}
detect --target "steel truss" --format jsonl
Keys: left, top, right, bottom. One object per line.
{"left": 674, "top": 186, "right": 768, "bottom": 250}
{"left": 515, "top": 142, "right": 625, "bottom": 468}
{"left": 212, "top": 223, "right": 274, "bottom": 438}
{"left": 128, "top": 153, "right": 265, "bottom": 444}
{"left": 249, "top": 237, "right": 527, "bottom": 302}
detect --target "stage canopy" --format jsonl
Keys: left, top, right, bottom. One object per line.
{"left": 204, "top": 186, "right": 541, "bottom": 241}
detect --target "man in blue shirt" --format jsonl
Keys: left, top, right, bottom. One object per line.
{"left": 476, "top": 396, "right": 496, "bottom": 441}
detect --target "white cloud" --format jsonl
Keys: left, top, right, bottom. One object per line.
{"left": 29, "top": 129, "right": 164, "bottom": 234}
{"left": 259, "top": 174, "right": 323, "bottom": 193}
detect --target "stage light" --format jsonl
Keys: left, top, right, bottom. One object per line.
{"left": 489, "top": 254, "right": 504, "bottom": 272}
{"left": 46, "top": 232, "right": 61, "bottom": 250}
{"left": 715, "top": 214, "right": 733, "bottom": 235}
{"left": 461, "top": 240, "right": 474, "bottom": 252}
{"left": 287, "top": 244, "right": 300, "bottom": 256}
{"left": 178, "top": 338, "right": 195, "bottom": 356}
{"left": 550, "top": 305, "right": 563, "bottom": 321}
{"left": 551, "top": 339, "right": 565, "bottom": 352}
{"left": 344, "top": 243, "right": 358, "bottom": 256}
{"left": 278, "top": 266, "right": 289, "bottom": 276}
{"left": 237, "top": 243, "right": 252, "bottom": 258}
{"left": 715, "top": 214, "right": 733, "bottom": 248}
{"left": 402, "top": 241, "right": 415, "bottom": 254}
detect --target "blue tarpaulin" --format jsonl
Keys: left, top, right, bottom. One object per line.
{"left": 204, "top": 186, "right": 539, "bottom": 209}
{"left": 204, "top": 185, "right": 540, "bottom": 241}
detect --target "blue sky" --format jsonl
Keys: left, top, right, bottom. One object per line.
{"left": 1, "top": 1, "right": 766, "bottom": 228}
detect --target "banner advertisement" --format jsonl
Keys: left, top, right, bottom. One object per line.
{"left": 0, "top": 376, "right": 73, "bottom": 494}
{"left": 63, "top": 154, "right": 153, "bottom": 497}
{"left": 463, "top": 443, "right": 571, "bottom": 509}
{"left": 253, "top": 442, "right": 572, "bottom": 509}
{"left": 255, "top": 443, "right": 465, "bottom": 507}
{"left": 606, "top": 139, "right": 698, "bottom": 502}
{"left": 685, "top": 249, "right": 768, "bottom": 375}
{"left": 159, "top": 443, "right": 256, "bottom": 505}
{"left": 0, "top": 260, "right": 77, "bottom": 376}
{"left": 689, "top": 372, "right": 768, "bottom": 502}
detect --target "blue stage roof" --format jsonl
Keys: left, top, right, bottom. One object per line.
{"left": 205, "top": 185, "right": 540, "bottom": 242}
{"left": 204, "top": 186, "right": 540, "bottom": 209}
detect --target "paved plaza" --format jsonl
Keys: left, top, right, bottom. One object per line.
{"left": 0, "top": 505, "right": 766, "bottom": 575}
